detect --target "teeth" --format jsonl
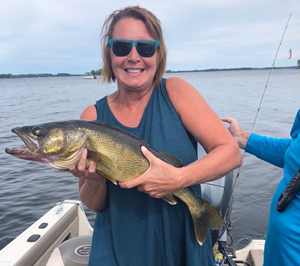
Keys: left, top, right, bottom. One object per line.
{"left": 126, "top": 69, "right": 142, "bottom": 73}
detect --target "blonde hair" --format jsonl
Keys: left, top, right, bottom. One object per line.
{"left": 101, "top": 6, "right": 167, "bottom": 88}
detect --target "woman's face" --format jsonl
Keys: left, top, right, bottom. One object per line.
{"left": 110, "top": 17, "right": 158, "bottom": 92}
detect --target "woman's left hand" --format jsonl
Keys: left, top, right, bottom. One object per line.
{"left": 119, "top": 146, "right": 184, "bottom": 198}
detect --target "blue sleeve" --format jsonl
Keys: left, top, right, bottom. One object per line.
{"left": 245, "top": 133, "right": 291, "bottom": 168}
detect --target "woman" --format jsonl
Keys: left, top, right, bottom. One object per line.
{"left": 222, "top": 110, "right": 300, "bottom": 266}
{"left": 69, "top": 6, "right": 242, "bottom": 266}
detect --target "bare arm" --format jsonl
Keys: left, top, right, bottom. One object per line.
{"left": 68, "top": 105, "right": 108, "bottom": 212}
{"left": 166, "top": 77, "right": 242, "bottom": 186}
{"left": 119, "top": 77, "right": 242, "bottom": 198}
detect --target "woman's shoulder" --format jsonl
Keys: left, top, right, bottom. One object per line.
{"left": 80, "top": 105, "right": 97, "bottom": 120}
{"left": 165, "top": 77, "right": 199, "bottom": 97}
{"left": 164, "top": 77, "right": 204, "bottom": 112}
{"left": 165, "top": 76, "right": 190, "bottom": 90}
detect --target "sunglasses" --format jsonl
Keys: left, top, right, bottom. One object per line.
{"left": 108, "top": 39, "right": 159, "bottom": 58}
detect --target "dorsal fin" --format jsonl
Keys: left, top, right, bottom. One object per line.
{"left": 87, "top": 150, "right": 118, "bottom": 185}
{"left": 158, "top": 151, "right": 185, "bottom": 167}
{"left": 163, "top": 194, "right": 178, "bottom": 205}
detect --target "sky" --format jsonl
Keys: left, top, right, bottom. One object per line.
{"left": 0, "top": 0, "right": 299, "bottom": 74}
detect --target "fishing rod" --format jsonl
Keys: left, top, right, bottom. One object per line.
{"left": 218, "top": 12, "right": 292, "bottom": 256}
{"left": 233, "top": 12, "right": 292, "bottom": 195}
{"left": 249, "top": 13, "right": 292, "bottom": 133}
{"left": 231, "top": 13, "right": 293, "bottom": 186}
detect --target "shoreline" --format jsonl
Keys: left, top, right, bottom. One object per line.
{"left": 166, "top": 66, "right": 298, "bottom": 73}
{"left": 0, "top": 66, "right": 298, "bottom": 79}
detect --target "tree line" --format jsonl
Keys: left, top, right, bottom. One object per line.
{"left": 1, "top": 64, "right": 299, "bottom": 79}
{"left": 0, "top": 70, "right": 103, "bottom": 79}
{"left": 85, "top": 69, "right": 102, "bottom": 76}
{"left": 0, "top": 73, "right": 73, "bottom": 79}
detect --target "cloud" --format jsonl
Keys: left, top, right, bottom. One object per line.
{"left": 0, "top": 0, "right": 299, "bottom": 74}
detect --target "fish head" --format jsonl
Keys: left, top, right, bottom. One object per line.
{"left": 5, "top": 122, "right": 87, "bottom": 170}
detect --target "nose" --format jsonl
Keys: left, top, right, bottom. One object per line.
{"left": 128, "top": 45, "right": 140, "bottom": 61}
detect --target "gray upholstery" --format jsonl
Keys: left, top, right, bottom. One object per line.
{"left": 58, "top": 235, "right": 92, "bottom": 266}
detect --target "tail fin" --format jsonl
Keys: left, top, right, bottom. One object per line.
{"left": 189, "top": 198, "right": 223, "bottom": 245}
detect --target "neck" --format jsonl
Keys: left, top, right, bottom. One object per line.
{"left": 107, "top": 84, "right": 155, "bottom": 127}
{"left": 111, "top": 82, "right": 154, "bottom": 108}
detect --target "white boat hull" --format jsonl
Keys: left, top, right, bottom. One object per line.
{"left": 0, "top": 200, "right": 265, "bottom": 266}
{"left": 0, "top": 201, "right": 93, "bottom": 266}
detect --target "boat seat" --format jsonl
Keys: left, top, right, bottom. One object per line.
{"left": 249, "top": 249, "right": 264, "bottom": 266}
{"left": 46, "top": 235, "right": 92, "bottom": 266}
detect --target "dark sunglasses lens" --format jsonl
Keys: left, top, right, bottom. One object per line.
{"left": 112, "top": 40, "right": 132, "bottom": 56}
{"left": 136, "top": 41, "right": 156, "bottom": 57}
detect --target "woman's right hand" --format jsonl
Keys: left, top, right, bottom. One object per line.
{"left": 69, "top": 148, "right": 108, "bottom": 212}
{"left": 68, "top": 149, "right": 100, "bottom": 180}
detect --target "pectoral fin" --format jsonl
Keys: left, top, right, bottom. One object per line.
{"left": 102, "top": 174, "right": 118, "bottom": 185}
{"left": 87, "top": 151, "right": 115, "bottom": 170}
{"left": 87, "top": 151, "right": 118, "bottom": 185}
{"left": 163, "top": 194, "right": 178, "bottom": 205}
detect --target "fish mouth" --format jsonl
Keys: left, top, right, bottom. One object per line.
{"left": 5, "top": 128, "right": 39, "bottom": 159}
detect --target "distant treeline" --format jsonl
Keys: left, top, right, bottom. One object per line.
{"left": 166, "top": 66, "right": 298, "bottom": 73}
{"left": 88, "top": 69, "right": 102, "bottom": 76}
{"left": 1, "top": 66, "right": 298, "bottom": 79}
{"left": 0, "top": 73, "right": 80, "bottom": 79}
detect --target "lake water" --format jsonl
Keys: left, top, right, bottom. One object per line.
{"left": 0, "top": 69, "right": 299, "bottom": 251}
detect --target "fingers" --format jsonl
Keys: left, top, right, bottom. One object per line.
{"left": 88, "top": 160, "right": 97, "bottom": 174}
{"left": 221, "top": 116, "right": 234, "bottom": 124}
{"left": 141, "top": 146, "right": 154, "bottom": 163}
{"left": 68, "top": 149, "right": 97, "bottom": 179}
{"left": 119, "top": 177, "right": 143, "bottom": 189}
{"left": 120, "top": 180, "right": 161, "bottom": 199}
{"left": 77, "top": 149, "right": 88, "bottom": 172}
{"left": 119, "top": 146, "right": 174, "bottom": 199}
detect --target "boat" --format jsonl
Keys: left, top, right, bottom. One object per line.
{"left": 221, "top": 239, "right": 264, "bottom": 266}
{"left": 0, "top": 171, "right": 265, "bottom": 266}
{"left": 82, "top": 76, "right": 97, "bottom": 79}
{"left": 0, "top": 200, "right": 93, "bottom": 266}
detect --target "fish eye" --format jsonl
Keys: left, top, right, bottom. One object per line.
{"left": 32, "top": 127, "right": 45, "bottom": 137}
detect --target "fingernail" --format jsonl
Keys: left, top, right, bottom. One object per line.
{"left": 141, "top": 146, "right": 148, "bottom": 152}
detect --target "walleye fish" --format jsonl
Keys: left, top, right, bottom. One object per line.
{"left": 5, "top": 120, "right": 223, "bottom": 245}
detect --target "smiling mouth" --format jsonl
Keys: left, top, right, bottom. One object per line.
{"left": 125, "top": 69, "right": 143, "bottom": 74}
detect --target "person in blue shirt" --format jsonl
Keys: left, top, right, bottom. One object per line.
{"left": 222, "top": 109, "right": 300, "bottom": 266}
{"left": 68, "top": 6, "right": 242, "bottom": 266}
